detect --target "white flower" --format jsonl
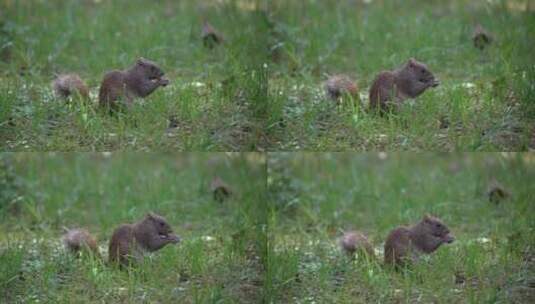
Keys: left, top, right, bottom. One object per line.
{"left": 461, "top": 82, "right": 476, "bottom": 89}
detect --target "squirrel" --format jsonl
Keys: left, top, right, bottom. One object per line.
{"left": 98, "top": 58, "right": 170, "bottom": 110}
{"left": 324, "top": 75, "right": 359, "bottom": 101}
{"left": 487, "top": 179, "right": 509, "bottom": 204}
{"left": 51, "top": 58, "right": 169, "bottom": 110}
{"left": 108, "top": 212, "right": 181, "bottom": 266}
{"left": 369, "top": 58, "right": 439, "bottom": 113}
{"left": 202, "top": 20, "right": 224, "bottom": 49}
{"left": 384, "top": 214, "right": 454, "bottom": 267}
{"left": 52, "top": 74, "right": 90, "bottom": 100}
{"left": 62, "top": 212, "right": 180, "bottom": 267}
{"left": 339, "top": 231, "right": 375, "bottom": 259}
{"left": 210, "top": 176, "right": 232, "bottom": 203}
{"left": 472, "top": 24, "right": 493, "bottom": 50}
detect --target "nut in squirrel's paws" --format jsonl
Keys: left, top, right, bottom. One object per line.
{"left": 160, "top": 233, "right": 181, "bottom": 243}
{"left": 150, "top": 77, "right": 169, "bottom": 87}
{"left": 431, "top": 79, "right": 440, "bottom": 87}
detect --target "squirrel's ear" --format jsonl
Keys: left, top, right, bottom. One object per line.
{"left": 408, "top": 58, "right": 416, "bottom": 67}
{"left": 146, "top": 212, "right": 156, "bottom": 219}
{"left": 423, "top": 214, "right": 432, "bottom": 222}
{"left": 137, "top": 58, "right": 146, "bottom": 65}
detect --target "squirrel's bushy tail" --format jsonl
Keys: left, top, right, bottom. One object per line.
{"left": 52, "top": 74, "right": 90, "bottom": 100}
{"left": 62, "top": 228, "right": 101, "bottom": 259}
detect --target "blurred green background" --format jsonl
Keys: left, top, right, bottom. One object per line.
{"left": 0, "top": 152, "right": 267, "bottom": 303}
{"left": 267, "top": 153, "right": 534, "bottom": 303}
{"left": 265, "top": 0, "right": 535, "bottom": 150}
{"left": 0, "top": 0, "right": 270, "bottom": 151}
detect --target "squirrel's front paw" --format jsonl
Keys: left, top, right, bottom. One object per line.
{"left": 443, "top": 234, "right": 454, "bottom": 243}
{"left": 159, "top": 77, "right": 170, "bottom": 87}
{"left": 167, "top": 234, "right": 181, "bottom": 244}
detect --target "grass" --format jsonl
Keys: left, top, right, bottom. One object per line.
{"left": 0, "top": 153, "right": 267, "bottom": 303}
{"left": 266, "top": 153, "right": 535, "bottom": 303}
{"left": 0, "top": 0, "right": 270, "bottom": 151}
{"left": 265, "top": 0, "right": 535, "bottom": 151}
